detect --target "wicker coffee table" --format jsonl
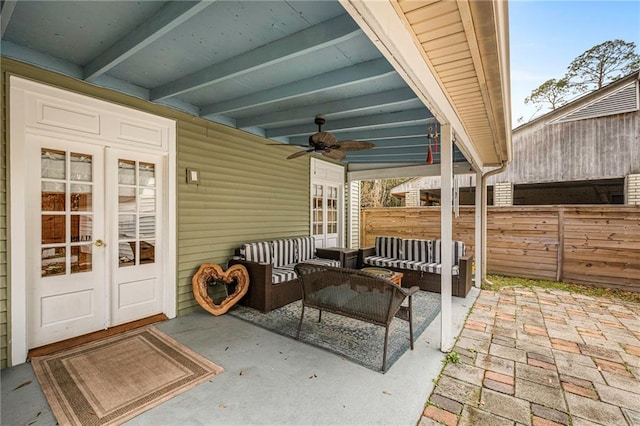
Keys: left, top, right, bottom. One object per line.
{"left": 360, "top": 267, "right": 404, "bottom": 287}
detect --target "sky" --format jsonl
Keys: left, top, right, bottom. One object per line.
{"left": 508, "top": 0, "right": 640, "bottom": 127}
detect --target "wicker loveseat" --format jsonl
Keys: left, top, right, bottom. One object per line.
{"left": 294, "top": 263, "right": 419, "bottom": 371}
{"left": 228, "top": 236, "right": 340, "bottom": 313}
{"left": 359, "top": 236, "right": 472, "bottom": 297}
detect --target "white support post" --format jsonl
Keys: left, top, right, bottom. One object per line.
{"left": 440, "top": 123, "right": 453, "bottom": 352}
{"left": 482, "top": 176, "right": 488, "bottom": 283}
{"left": 474, "top": 170, "right": 483, "bottom": 288}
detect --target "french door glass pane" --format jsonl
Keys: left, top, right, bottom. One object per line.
{"left": 42, "top": 247, "right": 66, "bottom": 277}
{"left": 118, "top": 160, "right": 136, "bottom": 185}
{"left": 41, "top": 149, "right": 65, "bottom": 179}
{"left": 119, "top": 214, "right": 136, "bottom": 239}
{"left": 118, "top": 187, "right": 136, "bottom": 212}
{"left": 42, "top": 182, "right": 65, "bottom": 211}
{"left": 42, "top": 215, "right": 65, "bottom": 244}
{"left": 71, "top": 215, "right": 92, "bottom": 242}
{"left": 119, "top": 242, "right": 136, "bottom": 267}
{"left": 71, "top": 184, "right": 92, "bottom": 212}
{"left": 139, "top": 188, "right": 155, "bottom": 212}
{"left": 70, "top": 152, "right": 92, "bottom": 182}
{"left": 71, "top": 245, "right": 92, "bottom": 273}
{"left": 140, "top": 240, "right": 155, "bottom": 264}
{"left": 139, "top": 162, "right": 155, "bottom": 187}
{"left": 139, "top": 215, "right": 155, "bottom": 238}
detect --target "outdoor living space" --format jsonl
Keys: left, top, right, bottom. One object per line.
{"left": 2, "top": 286, "right": 480, "bottom": 425}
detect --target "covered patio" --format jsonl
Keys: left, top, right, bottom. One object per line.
{"left": 1, "top": 4, "right": 512, "bottom": 424}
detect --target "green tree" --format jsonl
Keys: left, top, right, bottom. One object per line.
{"left": 566, "top": 39, "right": 640, "bottom": 91}
{"left": 360, "top": 179, "right": 409, "bottom": 208}
{"left": 524, "top": 39, "right": 640, "bottom": 116}
{"left": 524, "top": 77, "right": 574, "bottom": 113}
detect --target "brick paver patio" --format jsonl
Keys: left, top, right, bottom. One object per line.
{"left": 419, "top": 287, "right": 640, "bottom": 426}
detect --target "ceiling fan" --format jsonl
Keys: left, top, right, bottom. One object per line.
{"left": 274, "top": 117, "right": 375, "bottom": 160}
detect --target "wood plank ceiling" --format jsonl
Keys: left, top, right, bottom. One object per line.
{"left": 394, "top": 0, "right": 512, "bottom": 167}
{"left": 1, "top": 0, "right": 511, "bottom": 171}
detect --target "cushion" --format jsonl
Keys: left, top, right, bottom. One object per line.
{"left": 272, "top": 239, "right": 296, "bottom": 268}
{"left": 271, "top": 267, "right": 297, "bottom": 284}
{"left": 363, "top": 256, "right": 400, "bottom": 269}
{"left": 396, "top": 259, "right": 430, "bottom": 272}
{"left": 375, "top": 236, "right": 402, "bottom": 259}
{"left": 300, "top": 257, "right": 340, "bottom": 268}
{"left": 402, "top": 238, "right": 432, "bottom": 262}
{"left": 295, "top": 236, "right": 316, "bottom": 262}
{"left": 241, "top": 241, "right": 272, "bottom": 264}
{"left": 431, "top": 240, "right": 466, "bottom": 265}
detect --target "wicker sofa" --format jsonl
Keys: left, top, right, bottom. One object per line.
{"left": 228, "top": 236, "right": 341, "bottom": 313}
{"left": 294, "top": 263, "right": 419, "bottom": 371}
{"left": 359, "top": 236, "right": 473, "bottom": 297}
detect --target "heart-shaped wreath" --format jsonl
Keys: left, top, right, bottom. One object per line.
{"left": 192, "top": 263, "right": 249, "bottom": 315}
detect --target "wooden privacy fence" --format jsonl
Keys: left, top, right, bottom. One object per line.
{"left": 360, "top": 206, "right": 640, "bottom": 292}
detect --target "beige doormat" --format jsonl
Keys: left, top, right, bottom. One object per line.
{"left": 31, "top": 325, "right": 224, "bottom": 425}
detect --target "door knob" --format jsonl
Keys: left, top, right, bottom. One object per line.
{"left": 95, "top": 239, "right": 105, "bottom": 247}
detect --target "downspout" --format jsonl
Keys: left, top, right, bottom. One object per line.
{"left": 479, "top": 162, "right": 508, "bottom": 286}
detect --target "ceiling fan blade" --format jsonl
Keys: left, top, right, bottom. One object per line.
{"left": 267, "top": 143, "right": 309, "bottom": 148}
{"left": 287, "top": 149, "right": 314, "bottom": 159}
{"left": 322, "top": 149, "right": 346, "bottom": 161}
{"left": 335, "top": 140, "right": 376, "bottom": 151}
{"left": 311, "top": 131, "right": 337, "bottom": 146}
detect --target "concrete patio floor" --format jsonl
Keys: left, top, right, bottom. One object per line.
{"left": 419, "top": 287, "right": 640, "bottom": 426}
{"left": 4, "top": 285, "right": 639, "bottom": 425}
{"left": 2, "top": 288, "right": 479, "bottom": 425}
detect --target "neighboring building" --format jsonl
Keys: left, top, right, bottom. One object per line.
{"left": 392, "top": 71, "right": 640, "bottom": 207}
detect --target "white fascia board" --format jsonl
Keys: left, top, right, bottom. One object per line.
{"left": 339, "top": 0, "right": 484, "bottom": 169}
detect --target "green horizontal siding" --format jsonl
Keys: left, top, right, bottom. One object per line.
{"left": 1, "top": 58, "right": 313, "bottom": 367}
{"left": 1, "top": 66, "right": 8, "bottom": 369}
{"left": 176, "top": 123, "right": 310, "bottom": 314}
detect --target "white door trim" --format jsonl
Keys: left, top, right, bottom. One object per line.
{"left": 9, "top": 76, "right": 177, "bottom": 366}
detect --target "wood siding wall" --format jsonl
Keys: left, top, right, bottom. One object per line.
{"left": 176, "top": 122, "right": 310, "bottom": 313}
{"left": 361, "top": 206, "right": 640, "bottom": 292}
{"left": 490, "top": 112, "right": 640, "bottom": 186}
{"left": 1, "top": 59, "right": 313, "bottom": 368}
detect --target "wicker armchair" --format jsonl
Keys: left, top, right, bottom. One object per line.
{"left": 294, "top": 263, "right": 419, "bottom": 371}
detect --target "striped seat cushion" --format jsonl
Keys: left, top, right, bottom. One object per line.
{"left": 396, "top": 260, "right": 460, "bottom": 275}
{"left": 375, "top": 236, "right": 402, "bottom": 259}
{"left": 295, "top": 236, "right": 316, "bottom": 262}
{"left": 271, "top": 267, "right": 297, "bottom": 284}
{"left": 402, "top": 239, "right": 432, "bottom": 262}
{"left": 432, "top": 240, "right": 466, "bottom": 265}
{"left": 363, "top": 256, "right": 400, "bottom": 269}
{"left": 272, "top": 239, "right": 297, "bottom": 268}
{"left": 299, "top": 257, "right": 340, "bottom": 268}
{"left": 240, "top": 241, "right": 273, "bottom": 264}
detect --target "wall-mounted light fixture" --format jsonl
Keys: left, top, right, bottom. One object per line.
{"left": 186, "top": 168, "right": 200, "bottom": 185}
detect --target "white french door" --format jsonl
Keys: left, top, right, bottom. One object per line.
{"left": 311, "top": 159, "right": 345, "bottom": 249}
{"left": 108, "top": 149, "right": 164, "bottom": 326}
{"left": 27, "top": 137, "right": 164, "bottom": 348}
{"left": 28, "top": 137, "right": 107, "bottom": 347}
{"left": 312, "top": 183, "right": 340, "bottom": 248}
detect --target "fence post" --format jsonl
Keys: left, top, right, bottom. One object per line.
{"left": 556, "top": 207, "right": 564, "bottom": 282}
